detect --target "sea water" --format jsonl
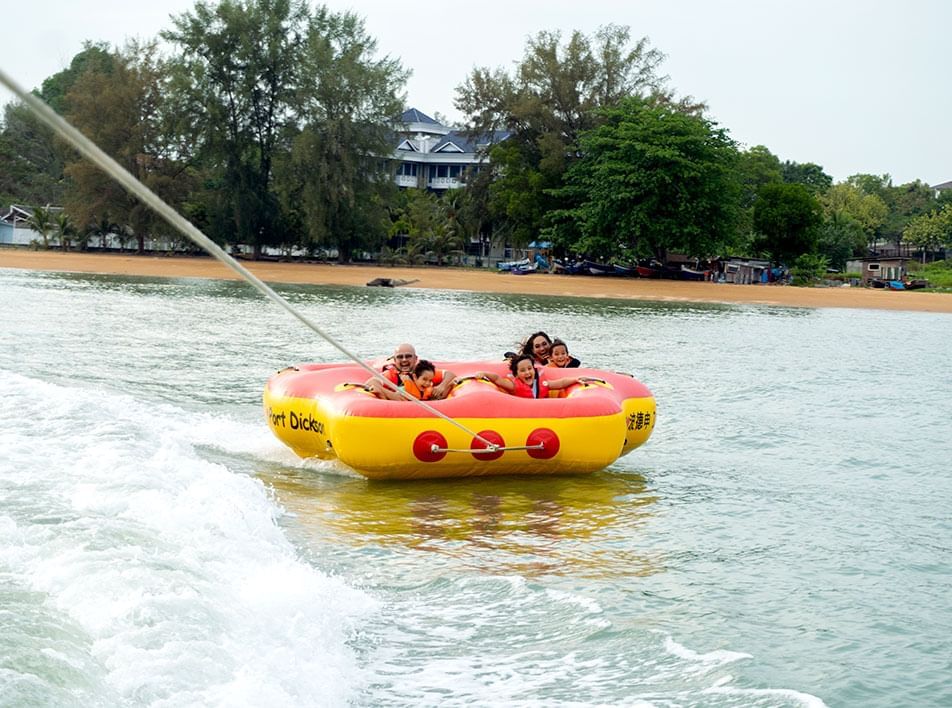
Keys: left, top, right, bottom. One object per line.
{"left": 0, "top": 266, "right": 949, "bottom": 707}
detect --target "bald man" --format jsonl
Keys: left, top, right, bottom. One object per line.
{"left": 365, "top": 343, "right": 457, "bottom": 400}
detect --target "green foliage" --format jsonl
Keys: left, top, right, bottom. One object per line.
{"left": 790, "top": 252, "right": 829, "bottom": 286}
{"left": 392, "top": 190, "right": 465, "bottom": 265}
{"left": 274, "top": 8, "right": 406, "bottom": 262}
{"left": 0, "top": 102, "right": 66, "bottom": 205}
{"left": 63, "top": 41, "right": 187, "bottom": 253}
{"left": 752, "top": 182, "right": 823, "bottom": 265}
{"left": 821, "top": 183, "right": 888, "bottom": 236}
{"left": 455, "top": 24, "right": 691, "bottom": 247}
{"left": 817, "top": 211, "right": 866, "bottom": 271}
{"left": 27, "top": 206, "right": 56, "bottom": 249}
{"left": 907, "top": 258, "right": 952, "bottom": 290}
{"left": 781, "top": 161, "right": 832, "bottom": 194}
{"left": 40, "top": 42, "right": 115, "bottom": 113}
{"left": 164, "top": 0, "right": 310, "bottom": 254}
{"left": 546, "top": 96, "right": 739, "bottom": 261}
{"left": 54, "top": 210, "right": 76, "bottom": 251}
{"left": 903, "top": 204, "right": 952, "bottom": 258}
{"left": 737, "top": 145, "right": 782, "bottom": 208}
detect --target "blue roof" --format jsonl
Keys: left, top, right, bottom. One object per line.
{"left": 400, "top": 108, "right": 439, "bottom": 124}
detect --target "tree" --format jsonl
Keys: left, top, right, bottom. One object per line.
{"left": 817, "top": 211, "right": 866, "bottom": 271}
{"left": 732, "top": 145, "right": 783, "bottom": 249}
{"left": 781, "top": 161, "right": 832, "bottom": 194}
{"left": 903, "top": 205, "right": 952, "bottom": 262}
{"left": 752, "top": 182, "right": 822, "bottom": 265}
{"left": 164, "top": 0, "right": 309, "bottom": 258}
{"left": 54, "top": 210, "right": 76, "bottom": 251}
{"left": 454, "top": 25, "right": 695, "bottom": 246}
{"left": 27, "top": 206, "right": 56, "bottom": 249}
{"left": 0, "top": 43, "right": 116, "bottom": 206}
{"left": 821, "top": 182, "right": 888, "bottom": 250}
{"left": 737, "top": 145, "right": 782, "bottom": 209}
{"left": 64, "top": 41, "right": 188, "bottom": 254}
{"left": 274, "top": 8, "right": 406, "bottom": 262}
{"left": 545, "top": 96, "right": 739, "bottom": 262}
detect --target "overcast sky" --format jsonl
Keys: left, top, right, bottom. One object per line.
{"left": 2, "top": 0, "right": 949, "bottom": 186}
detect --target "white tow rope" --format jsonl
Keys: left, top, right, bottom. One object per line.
{"left": 0, "top": 67, "right": 503, "bottom": 450}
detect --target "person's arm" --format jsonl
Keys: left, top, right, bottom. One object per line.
{"left": 543, "top": 375, "right": 589, "bottom": 391}
{"left": 364, "top": 374, "right": 403, "bottom": 400}
{"left": 477, "top": 371, "right": 515, "bottom": 392}
{"left": 429, "top": 369, "right": 457, "bottom": 400}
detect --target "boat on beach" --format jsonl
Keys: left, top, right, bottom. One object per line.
{"left": 496, "top": 257, "right": 530, "bottom": 272}
{"left": 263, "top": 360, "right": 656, "bottom": 480}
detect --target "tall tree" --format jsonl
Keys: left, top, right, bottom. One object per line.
{"left": 274, "top": 8, "right": 406, "bottom": 261}
{"left": 164, "top": 0, "right": 308, "bottom": 257}
{"left": 0, "top": 103, "right": 65, "bottom": 205}
{"left": 752, "top": 182, "right": 822, "bottom": 265}
{"left": 546, "top": 96, "right": 739, "bottom": 261}
{"left": 821, "top": 182, "right": 888, "bottom": 251}
{"left": 64, "top": 41, "right": 188, "bottom": 253}
{"left": 454, "top": 25, "right": 695, "bottom": 246}
{"left": 0, "top": 43, "right": 116, "bottom": 206}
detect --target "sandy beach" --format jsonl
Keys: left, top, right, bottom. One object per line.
{"left": 2, "top": 249, "right": 950, "bottom": 313}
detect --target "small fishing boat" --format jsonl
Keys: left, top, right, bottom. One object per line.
{"left": 496, "top": 257, "right": 530, "bottom": 272}
{"left": 511, "top": 263, "right": 539, "bottom": 275}
{"left": 679, "top": 266, "right": 709, "bottom": 281}
{"left": 264, "top": 360, "right": 656, "bottom": 480}
{"left": 583, "top": 260, "right": 614, "bottom": 276}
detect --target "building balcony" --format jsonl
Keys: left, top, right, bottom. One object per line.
{"left": 427, "top": 177, "right": 463, "bottom": 190}
{"left": 394, "top": 174, "right": 418, "bottom": 188}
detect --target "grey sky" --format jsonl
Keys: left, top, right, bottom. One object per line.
{"left": 2, "top": 0, "right": 949, "bottom": 186}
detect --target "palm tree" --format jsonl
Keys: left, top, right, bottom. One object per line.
{"left": 426, "top": 228, "right": 465, "bottom": 266}
{"left": 88, "top": 217, "right": 119, "bottom": 250}
{"left": 55, "top": 211, "right": 76, "bottom": 252}
{"left": 27, "top": 206, "right": 55, "bottom": 250}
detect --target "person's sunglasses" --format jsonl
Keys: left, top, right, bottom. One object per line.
{"left": 395, "top": 354, "right": 414, "bottom": 360}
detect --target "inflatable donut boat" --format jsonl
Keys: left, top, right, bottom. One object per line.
{"left": 263, "top": 360, "right": 656, "bottom": 480}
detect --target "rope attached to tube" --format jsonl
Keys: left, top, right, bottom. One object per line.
{"left": 0, "top": 66, "right": 498, "bottom": 448}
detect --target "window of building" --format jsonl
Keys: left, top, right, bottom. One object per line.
{"left": 449, "top": 165, "right": 461, "bottom": 178}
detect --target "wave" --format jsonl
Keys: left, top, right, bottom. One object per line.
{"left": 0, "top": 371, "right": 376, "bottom": 706}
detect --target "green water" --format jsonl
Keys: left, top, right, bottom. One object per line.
{"left": 1, "top": 268, "right": 949, "bottom": 706}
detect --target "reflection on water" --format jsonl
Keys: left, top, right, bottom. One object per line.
{"left": 256, "top": 465, "right": 661, "bottom": 579}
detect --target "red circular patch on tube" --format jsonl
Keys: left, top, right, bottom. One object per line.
{"left": 471, "top": 430, "right": 505, "bottom": 461}
{"left": 413, "top": 431, "right": 448, "bottom": 463}
{"left": 526, "top": 428, "right": 560, "bottom": 459}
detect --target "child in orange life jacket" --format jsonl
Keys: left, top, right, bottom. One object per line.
{"left": 546, "top": 339, "right": 581, "bottom": 368}
{"left": 478, "top": 355, "right": 588, "bottom": 399}
{"left": 400, "top": 359, "right": 437, "bottom": 400}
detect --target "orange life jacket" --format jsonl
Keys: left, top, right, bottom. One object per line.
{"left": 401, "top": 375, "right": 432, "bottom": 400}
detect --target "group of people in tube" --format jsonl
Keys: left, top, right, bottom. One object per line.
{"left": 364, "top": 332, "right": 589, "bottom": 402}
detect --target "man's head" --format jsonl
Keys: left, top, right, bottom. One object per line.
{"left": 392, "top": 343, "right": 418, "bottom": 373}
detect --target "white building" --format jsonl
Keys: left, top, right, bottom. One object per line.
{"left": 0, "top": 204, "right": 61, "bottom": 246}
{"left": 390, "top": 108, "right": 508, "bottom": 192}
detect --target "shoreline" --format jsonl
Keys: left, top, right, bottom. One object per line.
{"left": 2, "top": 249, "right": 951, "bottom": 314}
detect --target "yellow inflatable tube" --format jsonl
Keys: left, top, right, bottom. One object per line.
{"left": 263, "top": 360, "right": 656, "bottom": 480}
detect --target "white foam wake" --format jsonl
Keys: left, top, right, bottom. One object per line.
{"left": 0, "top": 371, "right": 376, "bottom": 706}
